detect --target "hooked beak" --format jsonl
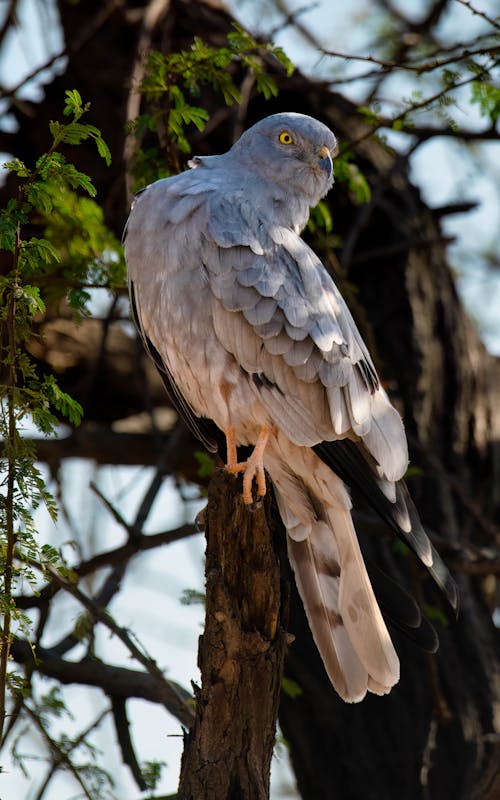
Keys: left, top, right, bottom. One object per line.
{"left": 318, "top": 145, "right": 333, "bottom": 178}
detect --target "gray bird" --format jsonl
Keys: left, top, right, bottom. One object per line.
{"left": 125, "top": 112, "right": 457, "bottom": 702}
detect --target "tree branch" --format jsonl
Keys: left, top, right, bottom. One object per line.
{"left": 111, "top": 696, "right": 147, "bottom": 791}
{"left": 322, "top": 44, "right": 500, "bottom": 76}
{"left": 10, "top": 637, "right": 193, "bottom": 726}
{"left": 14, "top": 523, "right": 197, "bottom": 611}
{"left": 41, "top": 564, "right": 195, "bottom": 728}
{"left": 455, "top": 0, "right": 500, "bottom": 32}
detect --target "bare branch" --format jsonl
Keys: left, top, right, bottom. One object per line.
{"left": 346, "top": 58, "right": 499, "bottom": 148}
{"left": 111, "top": 696, "right": 147, "bottom": 791}
{"left": 322, "top": 44, "right": 500, "bottom": 75}
{"left": 42, "top": 564, "right": 195, "bottom": 727}
{"left": 272, "top": 0, "right": 323, "bottom": 50}
{"left": 23, "top": 703, "right": 97, "bottom": 800}
{"left": 10, "top": 637, "right": 193, "bottom": 726}
{"left": 455, "top": 0, "right": 500, "bottom": 32}
{"left": 32, "top": 706, "right": 110, "bottom": 800}
{"left": 15, "top": 523, "right": 197, "bottom": 611}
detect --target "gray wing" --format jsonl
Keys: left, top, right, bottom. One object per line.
{"left": 201, "top": 212, "right": 408, "bottom": 483}
{"left": 129, "top": 277, "right": 218, "bottom": 454}
{"left": 125, "top": 175, "right": 220, "bottom": 454}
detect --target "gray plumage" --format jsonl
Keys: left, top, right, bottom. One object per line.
{"left": 125, "top": 112, "right": 457, "bottom": 702}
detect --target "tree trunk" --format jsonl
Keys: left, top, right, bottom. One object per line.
{"left": 178, "top": 470, "right": 288, "bottom": 800}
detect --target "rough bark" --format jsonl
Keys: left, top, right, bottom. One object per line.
{"left": 178, "top": 470, "right": 288, "bottom": 800}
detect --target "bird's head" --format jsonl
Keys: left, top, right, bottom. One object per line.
{"left": 230, "top": 112, "right": 338, "bottom": 204}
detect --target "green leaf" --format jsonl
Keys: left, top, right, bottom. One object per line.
{"left": 271, "top": 46, "right": 295, "bottom": 77}
{"left": 282, "top": 677, "right": 303, "bottom": 699}
{"left": 357, "top": 105, "right": 380, "bottom": 126}
{"left": 334, "top": 152, "right": 371, "bottom": 205}
{"left": 21, "top": 285, "right": 46, "bottom": 314}
{"left": 141, "top": 760, "right": 166, "bottom": 791}
{"left": 27, "top": 237, "right": 61, "bottom": 265}
{"left": 96, "top": 135, "right": 112, "bottom": 166}
{"left": 2, "top": 158, "right": 30, "bottom": 178}
{"left": 180, "top": 588, "right": 205, "bottom": 606}
{"left": 423, "top": 604, "right": 449, "bottom": 628}
{"left": 26, "top": 181, "right": 54, "bottom": 215}
{"left": 42, "top": 375, "right": 84, "bottom": 426}
{"left": 309, "top": 200, "right": 333, "bottom": 234}
{"left": 194, "top": 450, "right": 216, "bottom": 478}
{"left": 64, "top": 88, "right": 84, "bottom": 117}
{"left": 0, "top": 213, "right": 18, "bottom": 252}
{"left": 255, "top": 72, "right": 278, "bottom": 100}
{"left": 471, "top": 80, "right": 500, "bottom": 123}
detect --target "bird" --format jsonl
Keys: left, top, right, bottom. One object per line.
{"left": 124, "top": 111, "right": 457, "bottom": 702}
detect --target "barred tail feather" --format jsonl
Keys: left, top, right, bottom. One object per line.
{"left": 285, "top": 510, "right": 399, "bottom": 702}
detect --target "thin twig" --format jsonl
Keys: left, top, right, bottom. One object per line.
{"left": 32, "top": 706, "right": 110, "bottom": 800}
{"left": 345, "top": 57, "right": 499, "bottom": 149}
{"left": 15, "top": 523, "right": 197, "bottom": 611}
{"left": 23, "top": 704, "right": 100, "bottom": 800}
{"left": 322, "top": 44, "right": 500, "bottom": 75}
{"left": 10, "top": 637, "right": 192, "bottom": 714}
{"left": 455, "top": 0, "right": 500, "bottom": 32}
{"left": 44, "top": 563, "right": 194, "bottom": 727}
{"left": 273, "top": 0, "right": 324, "bottom": 51}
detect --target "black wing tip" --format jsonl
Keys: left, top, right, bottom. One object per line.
{"left": 314, "top": 439, "right": 459, "bottom": 612}
{"left": 444, "top": 572, "right": 460, "bottom": 617}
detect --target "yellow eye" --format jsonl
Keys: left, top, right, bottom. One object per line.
{"left": 279, "top": 131, "right": 294, "bottom": 145}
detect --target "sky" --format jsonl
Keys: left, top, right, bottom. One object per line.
{"left": 0, "top": 0, "right": 499, "bottom": 798}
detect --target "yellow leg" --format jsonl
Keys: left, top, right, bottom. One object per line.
{"left": 225, "top": 426, "right": 239, "bottom": 473}
{"left": 225, "top": 426, "right": 270, "bottom": 505}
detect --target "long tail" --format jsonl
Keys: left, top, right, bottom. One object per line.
{"left": 286, "top": 511, "right": 400, "bottom": 701}
{"left": 266, "top": 439, "right": 399, "bottom": 702}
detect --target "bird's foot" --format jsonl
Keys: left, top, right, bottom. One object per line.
{"left": 225, "top": 425, "right": 269, "bottom": 505}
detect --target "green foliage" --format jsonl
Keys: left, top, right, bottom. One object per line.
{"left": 180, "top": 588, "right": 206, "bottom": 606}
{"left": 423, "top": 603, "right": 450, "bottom": 628}
{"left": 357, "top": 105, "right": 380, "bottom": 128}
{"left": 281, "top": 676, "right": 303, "bottom": 699}
{"left": 141, "top": 759, "right": 167, "bottom": 790}
{"left": 0, "top": 90, "right": 115, "bottom": 753}
{"left": 334, "top": 151, "right": 371, "bottom": 204}
{"left": 194, "top": 450, "right": 216, "bottom": 479}
{"left": 471, "top": 80, "right": 500, "bottom": 123}
{"left": 405, "top": 465, "right": 425, "bottom": 478}
{"left": 307, "top": 200, "right": 333, "bottom": 235}
{"left": 129, "top": 23, "right": 295, "bottom": 186}
{"left": 392, "top": 539, "right": 410, "bottom": 556}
